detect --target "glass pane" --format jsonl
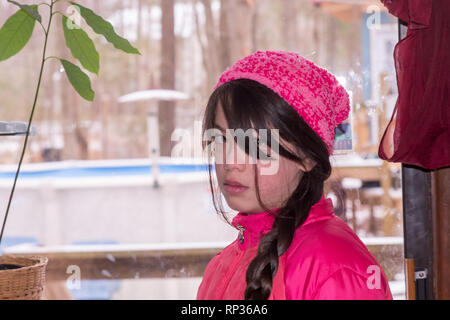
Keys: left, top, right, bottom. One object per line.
{"left": 0, "top": 0, "right": 404, "bottom": 300}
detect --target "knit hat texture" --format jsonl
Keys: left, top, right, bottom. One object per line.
{"left": 213, "top": 50, "right": 350, "bottom": 155}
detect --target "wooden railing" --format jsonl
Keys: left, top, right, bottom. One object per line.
{"left": 4, "top": 238, "right": 404, "bottom": 299}
{"left": 4, "top": 242, "right": 228, "bottom": 280}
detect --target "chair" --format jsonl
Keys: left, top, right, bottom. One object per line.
{"left": 341, "top": 178, "right": 363, "bottom": 233}
{"left": 360, "top": 187, "right": 383, "bottom": 236}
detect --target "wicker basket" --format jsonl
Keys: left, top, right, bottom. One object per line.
{"left": 0, "top": 255, "right": 48, "bottom": 300}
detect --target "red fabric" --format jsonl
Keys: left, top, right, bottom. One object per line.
{"left": 378, "top": 0, "right": 450, "bottom": 169}
{"left": 196, "top": 194, "right": 393, "bottom": 300}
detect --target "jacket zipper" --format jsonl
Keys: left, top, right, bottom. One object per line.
{"left": 237, "top": 224, "right": 245, "bottom": 244}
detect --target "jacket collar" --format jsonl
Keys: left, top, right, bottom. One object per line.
{"left": 231, "top": 193, "right": 335, "bottom": 248}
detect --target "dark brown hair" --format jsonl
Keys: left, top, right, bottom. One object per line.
{"left": 202, "top": 78, "right": 332, "bottom": 299}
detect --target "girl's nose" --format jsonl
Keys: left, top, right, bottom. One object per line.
{"left": 223, "top": 138, "right": 248, "bottom": 170}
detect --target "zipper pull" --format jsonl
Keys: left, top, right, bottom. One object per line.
{"left": 237, "top": 224, "right": 245, "bottom": 244}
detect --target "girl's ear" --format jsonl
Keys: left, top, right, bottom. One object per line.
{"left": 294, "top": 147, "right": 317, "bottom": 172}
{"left": 279, "top": 138, "right": 317, "bottom": 172}
{"left": 298, "top": 158, "right": 317, "bottom": 172}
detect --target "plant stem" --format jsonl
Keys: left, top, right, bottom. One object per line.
{"left": 0, "top": 1, "right": 56, "bottom": 246}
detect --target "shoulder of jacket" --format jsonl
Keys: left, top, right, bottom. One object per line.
{"left": 212, "top": 239, "right": 241, "bottom": 259}
{"left": 309, "top": 265, "right": 378, "bottom": 299}
{"left": 202, "top": 239, "right": 239, "bottom": 273}
{"left": 288, "top": 216, "right": 355, "bottom": 253}
{"left": 285, "top": 217, "right": 374, "bottom": 271}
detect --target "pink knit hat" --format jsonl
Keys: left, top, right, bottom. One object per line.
{"left": 213, "top": 50, "right": 350, "bottom": 156}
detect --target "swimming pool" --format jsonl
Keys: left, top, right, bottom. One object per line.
{"left": 0, "top": 158, "right": 212, "bottom": 179}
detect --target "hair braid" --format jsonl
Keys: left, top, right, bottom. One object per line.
{"left": 202, "top": 78, "right": 332, "bottom": 300}
{"left": 244, "top": 169, "right": 324, "bottom": 300}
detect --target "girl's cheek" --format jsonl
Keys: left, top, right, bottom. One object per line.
{"left": 214, "top": 164, "right": 225, "bottom": 180}
{"left": 257, "top": 175, "right": 279, "bottom": 195}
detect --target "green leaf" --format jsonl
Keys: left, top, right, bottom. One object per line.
{"left": 7, "top": 0, "right": 42, "bottom": 23}
{"left": 62, "top": 15, "right": 99, "bottom": 74}
{"left": 60, "top": 59, "right": 95, "bottom": 101}
{"left": 0, "top": 7, "right": 36, "bottom": 61}
{"left": 69, "top": 1, "right": 141, "bottom": 55}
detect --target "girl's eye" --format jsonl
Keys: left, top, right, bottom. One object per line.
{"left": 210, "top": 135, "right": 273, "bottom": 157}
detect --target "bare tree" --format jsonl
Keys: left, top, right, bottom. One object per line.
{"left": 158, "top": 0, "right": 176, "bottom": 157}
{"left": 136, "top": 0, "right": 144, "bottom": 91}
{"left": 282, "top": 0, "right": 298, "bottom": 51}
{"left": 219, "top": 0, "right": 253, "bottom": 68}
{"left": 326, "top": 16, "right": 337, "bottom": 72}
{"left": 218, "top": 0, "right": 232, "bottom": 72}
{"left": 192, "top": 0, "right": 221, "bottom": 93}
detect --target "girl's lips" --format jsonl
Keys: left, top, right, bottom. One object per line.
{"left": 224, "top": 179, "right": 246, "bottom": 187}
{"left": 223, "top": 182, "right": 249, "bottom": 195}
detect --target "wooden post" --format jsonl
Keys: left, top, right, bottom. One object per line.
{"left": 431, "top": 167, "right": 450, "bottom": 299}
{"left": 405, "top": 258, "right": 416, "bottom": 300}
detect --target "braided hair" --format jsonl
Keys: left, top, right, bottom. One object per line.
{"left": 202, "top": 78, "right": 332, "bottom": 299}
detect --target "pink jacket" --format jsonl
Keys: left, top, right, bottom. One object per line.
{"left": 197, "top": 194, "right": 393, "bottom": 300}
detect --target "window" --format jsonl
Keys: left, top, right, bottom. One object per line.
{"left": 0, "top": 0, "right": 404, "bottom": 299}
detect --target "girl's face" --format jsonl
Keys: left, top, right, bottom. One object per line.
{"left": 213, "top": 102, "right": 315, "bottom": 214}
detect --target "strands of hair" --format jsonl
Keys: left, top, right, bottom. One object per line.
{"left": 202, "top": 79, "right": 332, "bottom": 300}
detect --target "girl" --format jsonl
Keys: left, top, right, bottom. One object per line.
{"left": 197, "top": 50, "right": 393, "bottom": 300}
